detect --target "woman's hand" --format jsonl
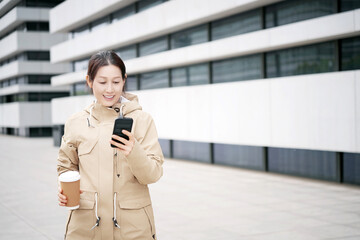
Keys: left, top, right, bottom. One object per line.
{"left": 58, "top": 186, "right": 83, "bottom": 207}
{"left": 110, "top": 130, "right": 135, "bottom": 157}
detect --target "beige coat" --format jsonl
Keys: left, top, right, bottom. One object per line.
{"left": 57, "top": 93, "right": 164, "bottom": 240}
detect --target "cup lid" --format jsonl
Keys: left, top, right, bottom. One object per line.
{"left": 59, "top": 171, "right": 80, "bottom": 182}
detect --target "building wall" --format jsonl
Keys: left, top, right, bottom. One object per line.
{"left": 49, "top": 0, "right": 360, "bottom": 184}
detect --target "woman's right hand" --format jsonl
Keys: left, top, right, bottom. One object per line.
{"left": 58, "top": 186, "right": 67, "bottom": 206}
{"left": 58, "top": 186, "right": 83, "bottom": 206}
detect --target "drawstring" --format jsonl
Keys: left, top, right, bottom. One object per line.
{"left": 87, "top": 100, "right": 96, "bottom": 128}
{"left": 118, "top": 105, "right": 125, "bottom": 119}
{"left": 113, "top": 193, "right": 120, "bottom": 228}
{"left": 91, "top": 192, "right": 101, "bottom": 230}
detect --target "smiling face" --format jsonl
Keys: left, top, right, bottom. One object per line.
{"left": 86, "top": 64, "right": 126, "bottom": 107}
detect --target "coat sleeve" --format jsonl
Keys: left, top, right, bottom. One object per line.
{"left": 57, "top": 119, "right": 79, "bottom": 176}
{"left": 126, "top": 113, "right": 164, "bottom": 185}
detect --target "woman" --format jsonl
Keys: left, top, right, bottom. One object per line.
{"left": 57, "top": 50, "right": 164, "bottom": 240}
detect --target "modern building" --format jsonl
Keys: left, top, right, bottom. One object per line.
{"left": 50, "top": 0, "right": 360, "bottom": 185}
{"left": 0, "top": 0, "right": 70, "bottom": 137}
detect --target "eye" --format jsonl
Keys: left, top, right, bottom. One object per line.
{"left": 113, "top": 82, "right": 120, "bottom": 84}
{"left": 99, "top": 82, "right": 106, "bottom": 84}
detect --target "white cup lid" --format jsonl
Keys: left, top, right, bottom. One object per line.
{"left": 59, "top": 171, "right": 80, "bottom": 182}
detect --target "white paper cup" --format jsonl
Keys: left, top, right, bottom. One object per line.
{"left": 59, "top": 171, "right": 80, "bottom": 210}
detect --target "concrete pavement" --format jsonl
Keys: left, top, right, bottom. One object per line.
{"left": 0, "top": 135, "right": 360, "bottom": 239}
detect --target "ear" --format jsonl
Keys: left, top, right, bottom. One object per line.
{"left": 86, "top": 75, "right": 92, "bottom": 88}
{"left": 124, "top": 73, "right": 127, "bottom": 81}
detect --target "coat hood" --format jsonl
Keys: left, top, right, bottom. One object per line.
{"left": 84, "top": 92, "right": 142, "bottom": 124}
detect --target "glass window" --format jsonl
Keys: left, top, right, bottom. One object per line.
{"left": 268, "top": 147, "right": 337, "bottom": 181}
{"left": 212, "top": 54, "right": 262, "bottom": 83}
{"left": 214, "top": 144, "right": 265, "bottom": 170}
{"left": 265, "top": 0, "right": 336, "bottom": 28}
{"left": 139, "top": 36, "right": 168, "bottom": 57}
{"left": 171, "top": 24, "right": 208, "bottom": 49}
{"left": 26, "top": 51, "right": 50, "bottom": 61}
{"left": 172, "top": 140, "right": 211, "bottom": 163}
{"left": 91, "top": 16, "right": 110, "bottom": 32}
{"left": 112, "top": 4, "right": 135, "bottom": 22}
{"left": 266, "top": 42, "right": 336, "bottom": 78}
{"left": 341, "top": 36, "right": 360, "bottom": 71}
{"left": 115, "top": 45, "right": 137, "bottom": 60}
{"left": 28, "top": 75, "right": 52, "bottom": 84}
{"left": 340, "top": 0, "right": 360, "bottom": 12}
{"left": 211, "top": 9, "right": 262, "bottom": 41}
{"left": 125, "top": 75, "right": 138, "bottom": 91}
{"left": 73, "top": 58, "right": 88, "bottom": 72}
{"left": 171, "top": 67, "right": 187, "bottom": 87}
{"left": 9, "top": 78, "right": 17, "bottom": 86}
{"left": 171, "top": 64, "right": 209, "bottom": 87}
{"left": 158, "top": 139, "right": 171, "bottom": 158}
{"left": 23, "top": 0, "right": 64, "bottom": 8}
{"left": 343, "top": 153, "right": 360, "bottom": 185}
{"left": 26, "top": 22, "right": 49, "bottom": 31}
{"left": 139, "top": 70, "right": 169, "bottom": 90}
{"left": 73, "top": 81, "right": 90, "bottom": 96}
{"left": 137, "top": 0, "right": 166, "bottom": 12}
{"left": 73, "top": 24, "right": 90, "bottom": 38}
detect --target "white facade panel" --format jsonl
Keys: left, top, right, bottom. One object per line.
{"left": 270, "top": 72, "right": 357, "bottom": 153}
{"left": 0, "top": 31, "right": 68, "bottom": 61}
{"left": 50, "top": 0, "right": 281, "bottom": 63}
{"left": 51, "top": 70, "right": 86, "bottom": 86}
{"left": 0, "top": 102, "right": 20, "bottom": 127}
{"left": 0, "top": 7, "right": 49, "bottom": 36}
{"left": 0, "top": 61, "right": 71, "bottom": 80}
{"left": 50, "top": 70, "right": 360, "bottom": 153}
{"left": 0, "top": 84, "right": 70, "bottom": 96}
{"left": 0, "top": 102, "right": 51, "bottom": 127}
{"left": 50, "top": 0, "right": 136, "bottom": 33}
{"left": 355, "top": 70, "right": 360, "bottom": 152}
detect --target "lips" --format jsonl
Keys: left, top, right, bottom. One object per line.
{"left": 103, "top": 95, "right": 114, "bottom": 100}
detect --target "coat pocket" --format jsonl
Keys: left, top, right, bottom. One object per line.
{"left": 117, "top": 201, "right": 155, "bottom": 240}
{"left": 66, "top": 192, "right": 96, "bottom": 240}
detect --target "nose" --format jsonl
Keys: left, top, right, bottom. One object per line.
{"left": 106, "top": 82, "right": 114, "bottom": 92}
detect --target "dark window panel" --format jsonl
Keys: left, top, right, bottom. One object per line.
{"left": 341, "top": 36, "right": 360, "bottom": 71}
{"left": 170, "top": 24, "right": 208, "bottom": 49}
{"left": 125, "top": 75, "right": 138, "bottom": 91}
{"left": 29, "top": 127, "right": 52, "bottom": 137}
{"left": 73, "top": 24, "right": 90, "bottom": 38}
{"left": 173, "top": 140, "right": 211, "bottom": 163}
{"left": 73, "top": 81, "right": 90, "bottom": 96}
{"left": 27, "top": 75, "right": 52, "bottom": 84}
{"left": 91, "top": 15, "right": 110, "bottom": 32}
{"left": 265, "top": 0, "right": 336, "bottom": 28}
{"left": 26, "top": 22, "right": 49, "bottom": 31}
{"left": 214, "top": 144, "right": 265, "bottom": 170}
{"left": 340, "top": 0, "right": 360, "bottom": 12}
{"left": 112, "top": 4, "right": 136, "bottom": 22}
{"left": 22, "top": 0, "right": 64, "bottom": 8}
{"left": 158, "top": 139, "right": 171, "bottom": 158}
{"left": 115, "top": 45, "right": 137, "bottom": 60}
{"left": 53, "top": 125, "right": 64, "bottom": 147}
{"left": 171, "top": 67, "right": 187, "bottom": 87}
{"left": 266, "top": 42, "right": 336, "bottom": 78}
{"left": 26, "top": 51, "right": 50, "bottom": 61}
{"left": 139, "top": 70, "right": 169, "bottom": 90}
{"left": 139, "top": 36, "right": 168, "bottom": 57}
{"left": 73, "top": 58, "right": 88, "bottom": 72}
{"left": 343, "top": 153, "right": 360, "bottom": 185}
{"left": 171, "top": 64, "right": 209, "bottom": 87}
{"left": 268, "top": 147, "right": 337, "bottom": 181}
{"left": 211, "top": 9, "right": 262, "bottom": 41}
{"left": 212, "top": 54, "right": 262, "bottom": 83}
{"left": 137, "top": 0, "right": 167, "bottom": 12}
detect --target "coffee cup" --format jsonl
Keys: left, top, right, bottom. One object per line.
{"left": 58, "top": 171, "right": 80, "bottom": 210}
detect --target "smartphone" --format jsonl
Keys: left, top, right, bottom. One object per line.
{"left": 111, "top": 118, "right": 133, "bottom": 148}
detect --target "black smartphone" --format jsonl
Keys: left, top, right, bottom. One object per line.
{"left": 111, "top": 118, "right": 133, "bottom": 148}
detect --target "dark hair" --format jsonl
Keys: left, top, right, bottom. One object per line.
{"left": 87, "top": 50, "right": 127, "bottom": 92}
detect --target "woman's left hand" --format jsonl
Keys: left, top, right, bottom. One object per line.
{"left": 110, "top": 130, "right": 135, "bottom": 157}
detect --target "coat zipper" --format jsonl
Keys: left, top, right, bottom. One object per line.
{"left": 114, "top": 150, "right": 120, "bottom": 177}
